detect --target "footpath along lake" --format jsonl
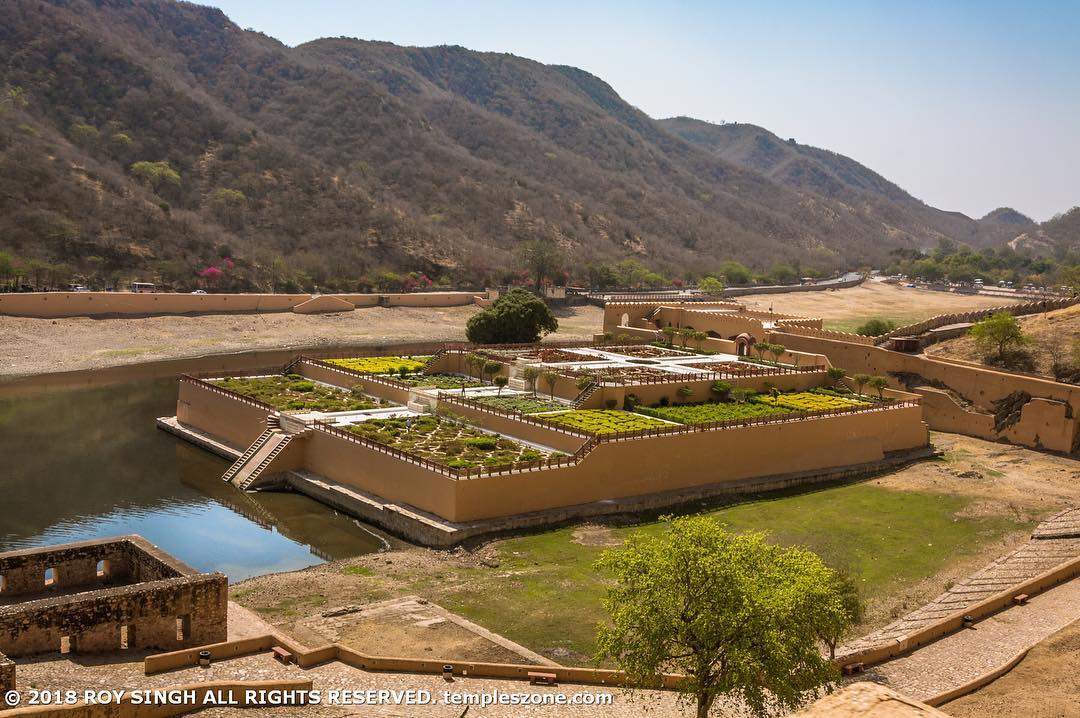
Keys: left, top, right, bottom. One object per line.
{"left": 0, "top": 376, "right": 385, "bottom": 580}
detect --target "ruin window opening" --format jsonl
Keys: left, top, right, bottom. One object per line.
{"left": 120, "top": 624, "right": 134, "bottom": 650}
{"left": 44, "top": 567, "right": 57, "bottom": 587}
{"left": 96, "top": 559, "right": 109, "bottom": 577}
{"left": 176, "top": 614, "right": 191, "bottom": 641}
{"left": 60, "top": 635, "right": 72, "bottom": 654}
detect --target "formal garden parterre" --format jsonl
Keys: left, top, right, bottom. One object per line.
{"left": 170, "top": 342, "right": 930, "bottom": 535}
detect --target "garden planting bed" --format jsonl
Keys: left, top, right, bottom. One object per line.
{"left": 394, "top": 373, "right": 485, "bottom": 389}
{"left": 561, "top": 365, "right": 680, "bottom": 382}
{"left": 473, "top": 395, "right": 570, "bottom": 414}
{"left": 637, "top": 390, "right": 872, "bottom": 425}
{"left": 211, "top": 375, "right": 389, "bottom": 413}
{"left": 325, "top": 356, "right": 430, "bottom": 374}
{"left": 536, "top": 409, "right": 674, "bottom": 434}
{"left": 344, "top": 415, "right": 547, "bottom": 469}
{"left": 486, "top": 347, "right": 593, "bottom": 363}
{"left": 605, "top": 345, "right": 690, "bottom": 358}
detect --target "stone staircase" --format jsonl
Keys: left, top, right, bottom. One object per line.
{"left": 222, "top": 427, "right": 296, "bottom": 490}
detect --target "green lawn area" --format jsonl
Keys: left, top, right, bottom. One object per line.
{"left": 211, "top": 375, "right": 385, "bottom": 413}
{"left": 638, "top": 390, "right": 871, "bottom": 424}
{"left": 427, "top": 483, "right": 1030, "bottom": 661}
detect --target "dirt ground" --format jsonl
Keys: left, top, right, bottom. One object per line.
{"left": 943, "top": 616, "right": 1080, "bottom": 717}
{"left": 738, "top": 280, "right": 1022, "bottom": 332}
{"left": 926, "top": 302, "right": 1080, "bottom": 378}
{"left": 0, "top": 304, "right": 603, "bottom": 379}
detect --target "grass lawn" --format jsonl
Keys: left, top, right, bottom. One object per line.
{"left": 427, "top": 483, "right": 1029, "bottom": 661}
{"left": 211, "top": 375, "right": 385, "bottom": 413}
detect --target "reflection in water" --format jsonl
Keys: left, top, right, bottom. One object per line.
{"left": 0, "top": 377, "right": 384, "bottom": 581}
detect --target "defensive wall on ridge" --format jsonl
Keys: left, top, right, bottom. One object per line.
{"left": 0, "top": 290, "right": 487, "bottom": 318}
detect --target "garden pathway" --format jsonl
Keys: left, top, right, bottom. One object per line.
{"left": 844, "top": 507, "right": 1080, "bottom": 702}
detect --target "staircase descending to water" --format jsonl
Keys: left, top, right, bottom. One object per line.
{"left": 222, "top": 415, "right": 301, "bottom": 490}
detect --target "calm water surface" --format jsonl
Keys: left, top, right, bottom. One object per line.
{"left": 0, "top": 377, "right": 384, "bottom": 581}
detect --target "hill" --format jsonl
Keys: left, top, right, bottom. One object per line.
{"left": 0, "top": 0, "right": 1071, "bottom": 292}
{"left": 659, "top": 117, "right": 1035, "bottom": 250}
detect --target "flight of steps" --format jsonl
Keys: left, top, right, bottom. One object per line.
{"left": 222, "top": 428, "right": 294, "bottom": 490}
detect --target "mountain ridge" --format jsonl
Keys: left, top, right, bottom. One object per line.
{"left": 0, "top": 0, "right": 1072, "bottom": 291}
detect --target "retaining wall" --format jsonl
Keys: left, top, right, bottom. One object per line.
{"left": 176, "top": 380, "right": 270, "bottom": 452}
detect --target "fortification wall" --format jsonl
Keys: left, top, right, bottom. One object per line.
{"left": 0, "top": 291, "right": 486, "bottom": 318}
{"left": 0, "top": 538, "right": 226, "bottom": 658}
{"left": 0, "top": 652, "right": 12, "bottom": 691}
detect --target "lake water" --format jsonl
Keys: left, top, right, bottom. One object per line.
{"left": 0, "top": 377, "right": 385, "bottom": 581}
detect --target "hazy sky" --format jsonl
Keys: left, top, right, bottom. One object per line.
{"left": 206, "top": 0, "right": 1079, "bottom": 221}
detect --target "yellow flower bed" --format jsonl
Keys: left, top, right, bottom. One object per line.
{"left": 762, "top": 391, "right": 869, "bottom": 412}
{"left": 538, "top": 409, "right": 672, "bottom": 434}
{"left": 326, "top": 356, "right": 430, "bottom": 374}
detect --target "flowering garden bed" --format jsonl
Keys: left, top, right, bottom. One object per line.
{"left": 326, "top": 356, "right": 430, "bottom": 374}
{"left": 637, "top": 391, "right": 872, "bottom": 425}
{"left": 211, "top": 375, "right": 386, "bottom": 413}
{"left": 344, "top": 415, "right": 544, "bottom": 469}
{"left": 605, "top": 345, "right": 689, "bottom": 358}
{"left": 536, "top": 409, "right": 673, "bottom": 434}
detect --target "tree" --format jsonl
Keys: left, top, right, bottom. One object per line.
{"left": 464, "top": 352, "right": 484, "bottom": 379}
{"left": 710, "top": 381, "right": 732, "bottom": 401}
{"left": 678, "top": 327, "right": 693, "bottom": 348}
{"left": 0, "top": 251, "right": 14, "bottom": 287}
{"left": 698, "top": 276, "right": 724, "bottom": 294}
{"left": 522, "top": 366, "right": 541, "bottom": 397}
{"left": 676, "top": 385, "right": 693, "bottom": 402}
{"left": 717, "top": 260, "right": 752, "bottom": 286}
{"left": 867, "top": 376, "right": 889, "bottom": 400}
{"left": 483, "top": 360, "right": 503, "bottom": 385}
{"left": 767, "top": 343, "right": 786, "bottom": 364}
{"left": 753, "top": 342, "right": 770, "bottom": 361}
{"left": 826, "top": 367, "right": 846, "bottom": 387}
{"left": 661, "top": 326, "right": 678, "bottom": 346}
{"left": 466, "top": 288, "right": 558, "bottom": 344}
{"left": 542, "top": 371, "right": 560, "bottom": 400}
{"left": 855, "top": 318, "right": 896, "bottom": 337}
{"left": 852, "top": 373, "right": 871, "bottom": 397}
{"left": 493, "top": 375, "right": 509, "bottom": 396}
{"left": 596, "top": 516, "right": 846, "bottom": 718}
{"left": 817, "top": 568, "right": 864, "bottom": 660}
{"left": 575, "top": 374, "right": 595, "bottom": 393}
{"left": 690, "top": 330, "right": 708, "bottom": 350}
{"left": 517, "top": 239, "right": 562, "bottom": 291}
{"left": 969, "top": 311, "right": 1030, "bottom": 360}
{"left": 129, "top": 160, "right": 180, "bottom": 194}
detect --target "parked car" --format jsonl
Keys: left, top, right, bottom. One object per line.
{"left": 191, "top": 289, "right": 207, "bottom": 295}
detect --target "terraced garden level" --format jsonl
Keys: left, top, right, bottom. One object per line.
{"left": 639, "top": 390, "right": 873, "bottom": 424}
{"left": 344, "top": 415, "right": 547, "bottom": 469}
{"left": 211, "top": 375, "right": 387, "bottom": 413}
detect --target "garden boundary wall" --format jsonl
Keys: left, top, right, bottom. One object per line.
{"left": 0, "top": 536, "right": 227, "bottom": 658}
{"left": 0, "top": 291, "right": 486, "bottom": 318}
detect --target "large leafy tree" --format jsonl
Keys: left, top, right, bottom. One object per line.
{"left": 596, "top": 516, "right": 846, "bottom": 718}
{"left": 969, "top": 311, "right": 1030, "bottom": 360}
{"left": 465, "top": 288, "right": 558, "bottom": 344}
